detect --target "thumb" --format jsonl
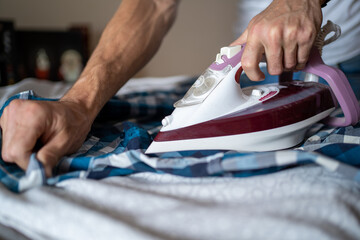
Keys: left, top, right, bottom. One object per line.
{"left": 230, "top": 28, "right": 248, "bottom": 46}
{"left": 36, "top": 136, "right": 67, "bottom": 177}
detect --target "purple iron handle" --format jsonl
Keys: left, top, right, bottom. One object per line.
{"left": 303, "top": 48, "right": 360, "bottom": 126}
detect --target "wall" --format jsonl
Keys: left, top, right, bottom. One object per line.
{"left": 0, "top": 0, "right": 239, "bottom": 77}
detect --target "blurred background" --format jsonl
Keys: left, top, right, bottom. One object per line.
{"left": 0, "top": 0, "right": 240, "bottom": 85}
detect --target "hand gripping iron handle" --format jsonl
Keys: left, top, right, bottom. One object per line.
{"left": 302, "top": 47, "right": 360, "bottom": 126}
{"left": 212, "top": 44, "right": 359, "bottom": 126}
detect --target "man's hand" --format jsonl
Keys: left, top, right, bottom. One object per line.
{"left": 231, "top": 0, "right": 323, "bottom": 81}
{"left": 0, "top": 100, "right": 92, "bottom": 177}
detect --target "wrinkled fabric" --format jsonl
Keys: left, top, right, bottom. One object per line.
{"left": 0, "top": 84, "right": 359, "bottom": 193}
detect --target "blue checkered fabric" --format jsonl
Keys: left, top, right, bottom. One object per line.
{"left": 1, "top": 79, "right": 360, "bottom": 192}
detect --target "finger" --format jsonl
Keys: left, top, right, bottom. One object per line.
{"left": 2, "top": 123, "right": 41, "bottom": 170}
{"left": 241, "top": 41, "right": 265, "bottom": 81}
{"left": 230, "top": 28, "right": 248, "bottom": 46}
{"left": 283, "top": 44, "right": 298, "bottom": 71}
{"left": 282, "top": 25, "right": 299, "bottom": 71}
{"left": 296, "top": 43, "right": 312, "bottom": 70}
{"left": 264, "top": 44, "right": 283, "bottom": 76}
{"left": 296, "top": 28, "right": 316, "bottom": 70}
{"left": 37, "top": 132, "right": 71, "bottom": 177}
{"left": 1, "top": 100, "right": 45, "bottom": 169}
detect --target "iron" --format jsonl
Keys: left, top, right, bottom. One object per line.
{"left": 146, "top": 44, "right": 360, "bottom": 154}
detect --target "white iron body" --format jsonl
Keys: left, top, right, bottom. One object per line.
{"left": 146, "top": 45, "right": 335, "bottom": 154}
{"left": 147, "top": 110, "right": 333, "bottom": 153}
{"left": 147, "top": 21, "right": 360, "bottom": 154}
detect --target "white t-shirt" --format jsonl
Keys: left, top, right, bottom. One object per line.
{"left": 235, "top": 0, "right": 360, "bottom": 65}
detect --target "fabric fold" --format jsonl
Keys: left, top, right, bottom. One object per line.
{"left": 1, "top": 88, "right": 360, "bottom": 193}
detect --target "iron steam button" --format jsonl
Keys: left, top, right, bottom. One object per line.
{"left": 161, "top": 115, "right": 173, "bottom": 127}
{"left": 251, "top": 89, "right": 263, "bottom": 97}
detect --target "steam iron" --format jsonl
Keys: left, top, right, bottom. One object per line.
{"left": 146, "top": 44, "right": 360, "bottom": 154}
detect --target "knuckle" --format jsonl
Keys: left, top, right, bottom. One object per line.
{"left": 25, "top": 102, "right": 43, "bottom": 116}
{"left": 241, "top": 58, "right": 258, "bottom": 74}
{"left": 22, "top": 103, "right": 48, "bottom": 126}
{"left": 268, "top": 27, "right": 282, "bottom": 44}
{"left": 1, "top": 152, "right": 10, "bottom": 163}
{"left": 241, "top": 58, "right": 252, "bottom": 70}
{"left": 284, "top": 27, "right": 297, "bottom": 41}
{"left": 6, "top": 100, "right": 22, "bottom": 117}
{"left": 299, "top": 26, "right": 316, "bottom": 44}
{"left": 285, "top": 60, "right": 296, "bottom": 69}
{"left": 2, "top": 148, "right": 17, "bottom": 163}
{"left": 8, "top": 99, "right": 22, "bottom": 110}
{"left": 7, "top": 100, "right": 44, "bottom": 121}
{"left": 2, "top": 106, "right": 8, "bottom": 117}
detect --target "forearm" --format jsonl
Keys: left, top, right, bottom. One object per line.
{"left": 61, "top": 0, "right": 179, "bottom": 120}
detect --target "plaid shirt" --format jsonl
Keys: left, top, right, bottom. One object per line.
{"left": 1, "top": 79, "right": 359, "bottom": 193}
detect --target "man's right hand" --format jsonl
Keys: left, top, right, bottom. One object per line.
{"left": 0, "top": 100, "right": 92, "bottom": 177}
{"left": 231, "top": 0, "right": 322, "bottom": 81}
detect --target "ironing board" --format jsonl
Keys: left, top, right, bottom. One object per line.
{"left": 0, "top": 77, "right": 359, "bottom": 239}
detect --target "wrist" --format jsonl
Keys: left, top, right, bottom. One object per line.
{"left": 59, "top": 94, "right": 98, "bottom": 124}
{"left": 60, "top": 76, "right": 106, "bottom": 122}
{"left": 60, "top": 58, "right": 129, "bottom": 120}
{"left": 57, "top": 98, "right": 94, "bottom": 130}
